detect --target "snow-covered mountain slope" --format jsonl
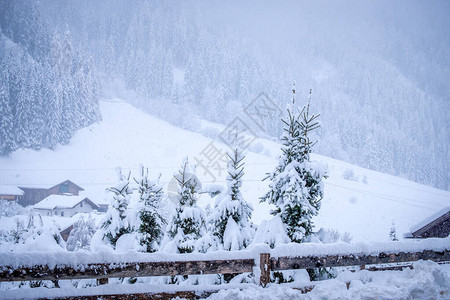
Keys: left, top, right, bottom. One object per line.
{"left": 0, "top": 99, "right": 448, "bottom": 242}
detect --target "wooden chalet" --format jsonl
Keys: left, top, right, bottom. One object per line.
{"left": 408, "top": 207, "right": 450, "bottom": 239}
{"left": 18, "top": 180, "right": 84, "bottom": 207}
{"left": 0, "top": 186, "right": 24, "bottom": 202}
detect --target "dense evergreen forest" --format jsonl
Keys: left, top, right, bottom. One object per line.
{"left": 0, "top": 0, "right": 101, "bottom": 155}
{"left": 1, "top": 0, "right": 448, "bottom": 190}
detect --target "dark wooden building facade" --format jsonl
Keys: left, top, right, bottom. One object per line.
{"left": 410, "top": 209, "right": 450, "bottom": 239}
{"left": 18, "top": 180, "right": 84, "bottom": 207}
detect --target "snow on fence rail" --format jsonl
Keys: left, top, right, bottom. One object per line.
{"left": 0, "top": 238, "right": 449, "bottom": 299}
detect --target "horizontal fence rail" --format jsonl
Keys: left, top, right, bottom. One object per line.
{"left": 260, "top": 249, "right": 450, "bottom": 286}
{"left": 271, "top": 249, "right": 450, "bottom": 271}
{"left": 0, "top": 258, "right": 255, "bottom": 282}
{"left": 0, "top": 239, "right": 449, "bottom": 299}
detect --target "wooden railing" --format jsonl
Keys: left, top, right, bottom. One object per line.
{"left": 1, "top": 243, "right": 449, "bottom": 299}
{"left": 260, "top": 249, "right": 450, "bottom": 286}
{"left": 0, "top": 258, "right": 255, "bottom": 283}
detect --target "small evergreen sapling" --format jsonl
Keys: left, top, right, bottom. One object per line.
{"left": 101, "top": 168, "right": 132, "bottom": 248}
{"left": 389, "top": 220, "right": 399, "bottom": 241}
{"left": 166, "top": 157, "right": 206, "bottom": 253}
{"left": 134, "top": 165, "right": 166, "bottom": 253}
{"left": 209, "top": 146, "right": 255, "bottom": 250}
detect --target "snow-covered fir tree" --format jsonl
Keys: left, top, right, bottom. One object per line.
{"left": 66, "top": 216, "right": 97, "bottom": 251}
{"left": 134, "top": 165, "right": 166, "bottom": 253}
{"left": 165, "top": 157, "right": 206, "bottom": 253}
{"left": 261, "top": 86, "right": 327, "bottom": 243}
{"left": 100, "top": 168, "right": 132, "bottom": 248}
{"left": 389, "top": 220, "right": 399, "bottom": 241}
{"left": 209, "top": 146, "right": 255, "bottom": 250}
{"left": 0, "top": 79, "right": 16, "bottom": 155}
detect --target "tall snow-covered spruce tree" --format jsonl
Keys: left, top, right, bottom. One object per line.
{"left": 100, "top": 168, "right": 132, "bottom": 248}
{"left": 261, "top": 85, "right": 327, "bottom": 243}
{"left": 209, "top": 146, "right": 255, "bottom": 250}
{"left": 165, "top": 157, "right": 206, "bottom": 253}
{"left": 134, "top": 165, "right": 166, "bottom": 253}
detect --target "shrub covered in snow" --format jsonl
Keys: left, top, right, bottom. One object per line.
{"left": 342, "top": 168, "right": 358, "bottom": 181}
{"left": 252, "top": 216, "right": 290, "bottom": 248}
{"left": 22, "top": 211, "right": 65, "bottom": 251}
{"left": 66, "top": 216, "right": 97, "bottom": 251}
{"left": 0, "top": 218, "right": 26, "bottom": 245}
{"left": 0, "top": 200, "right": 26, "bottom": 217}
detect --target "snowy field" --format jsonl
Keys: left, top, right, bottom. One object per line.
{"left": 0, "top": 99, "right": 448, "bottom": 243}
{"left": 0, "top": 99, "right": 449, "bottom": 299}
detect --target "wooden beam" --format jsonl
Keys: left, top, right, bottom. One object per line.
{"left": 260, "top": 253, "right": 271, "bottom": 287}
{"left": 0, "top": 258, "right": 255, "bottom": 282}
{"left": 271, "top": 249, "right": 450, "bottom": 271}
{"left": 62, "top": 290, "right": 215, "bottom": 300}
{"left": 96, "top": 277, "right": 108, "bottom": 286}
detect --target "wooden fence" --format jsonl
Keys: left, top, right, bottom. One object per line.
{"left": 1, "top": 248, "right": 449, "bottom": 299}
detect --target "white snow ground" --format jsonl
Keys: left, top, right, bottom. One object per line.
{"left": 0, "top": 99, "right": 449, "bottom": 299}
{"left": 0, "top": 99, "right": 448, "bottom": 243}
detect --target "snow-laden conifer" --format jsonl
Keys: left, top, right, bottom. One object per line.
{"left": 134, "top": 165, "right": 166, "bottom": 253}
{"left": 100, "top": 168, "right": 132, "bottom": 248}
{"left": 261, "top": 86, "right": 327, "bottom": 243}
{"left": 209, "top": 146, "right": 255, "bottom": 250}
{"left": 389, "top": 220, "right": 399, "bottom": 241}
{"left": 164, "top": 157, "right": 206, "bottom": 253}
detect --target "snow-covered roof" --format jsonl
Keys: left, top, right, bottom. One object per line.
{"left": 409, "top": 206, "right": 450, "bottom": 234}
{"left": 0, "top": 185, "right": 24, "bottom": 196}
{"left": 18, "top": 180, "right": 84, "bottom": 191}
{"left": 34, "top": 195, "right": 98, "bottom": 210}
{"left": 18, "top": 184, "right": 52, "bottom": 190}
{"left": 48, "top": 180, "right": 84, "bottom": 191}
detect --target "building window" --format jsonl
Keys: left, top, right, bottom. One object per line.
{"left": 60, "top": 183, "right": 69, "bottom": 194}
{"left": 61, "top": 212, "right": 64, "bottom": 217}
{"left": 80, "top": 201, "right": 83, "bottom": 207}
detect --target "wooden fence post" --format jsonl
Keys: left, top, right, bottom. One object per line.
{"left": 97, "top": 278, "right": 108, "bottom": 286}
{"left": 260, "top": 253, "right": 271, "bottom": 287}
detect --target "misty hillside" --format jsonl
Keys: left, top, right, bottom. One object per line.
{"left": 1, "top": 2, "right": 450, "bottom": 298}
{"left": 35, "top": 0, "right": 450, "bottom": 191}
{"left": 1, "top": 99, "right": 448, "bottom": 242}
{"left": 0, "top": 1, "right": 101, "bottom": 155}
